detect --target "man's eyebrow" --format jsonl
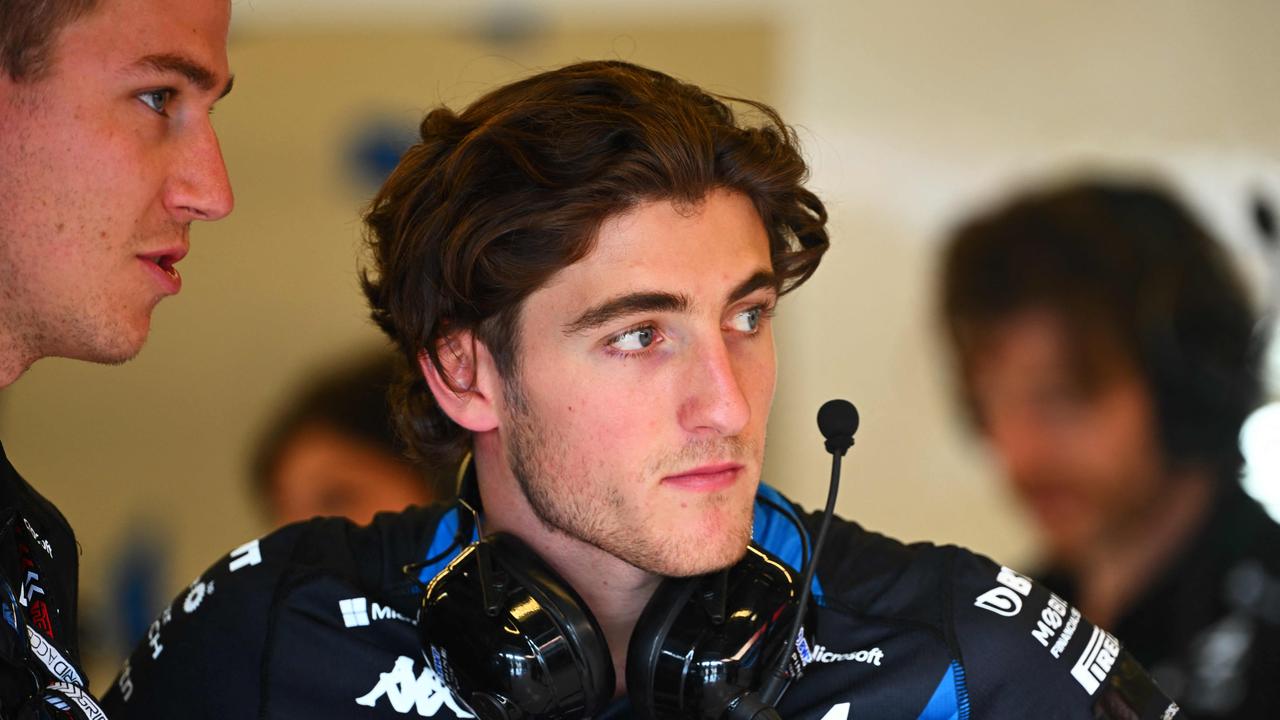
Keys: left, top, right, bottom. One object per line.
{"left": 563, "top": 291, "right": 691, "bottom": 335}
{"left": 132, "top": 53, "right": 234, "bottom": 98}
{"left": 561, "top": 270, "right": 777, "bottom": 336}
{"left": 727, "top": 269, "right": 781, "bottom": 304}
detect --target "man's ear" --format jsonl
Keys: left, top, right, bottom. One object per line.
{"left": 419, "top": 330, "right": 500, "bottom": 433}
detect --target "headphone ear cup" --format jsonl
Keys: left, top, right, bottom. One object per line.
{"left": 489, "top": 534, "right": 616, "bottom": 714}
{"left": 625, "top": 546, "right": 803, "bottom": 720}
{"left": 419, "top": 533, "right": 615, "bottom": 719}
{"left": 626, "top": 576, "right": 700, "bottom": 720}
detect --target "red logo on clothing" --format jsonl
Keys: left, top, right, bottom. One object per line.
{"left": 30, "top": 600, "right": 53, "bottom": 636}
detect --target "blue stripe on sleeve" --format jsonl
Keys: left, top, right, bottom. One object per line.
{"left": 916, "top": 661, "right": 970, "bottom": 720}
{"left": 416, "top": 507, "right": 476, "bottom": 585}
{"left": 753, "top": 484, "right": 824, "bottom": 604}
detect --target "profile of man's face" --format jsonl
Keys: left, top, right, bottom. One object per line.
{"left": 0, "top": 0, "right": 233, "bottom": 367}
{"left": 490, "top": 189, "right": 779, "bottom": 577}
{"left": 968, "top": 311, "right": 1166, "bottom": 565}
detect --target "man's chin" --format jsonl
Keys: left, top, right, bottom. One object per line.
{"left": 82, "top": 340, "right": 147, "bottom": 366}
{"left": 1040, "top": 525, "right": 1097, "bottom": 570}
{"left": 86, "top": 319, "right": 151, "bottom": 365}
{"left": 631, "top": 530, "right": 753, "bottom": 579}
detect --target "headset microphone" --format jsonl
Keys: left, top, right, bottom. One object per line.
{"left": 817, "top": 398, "right": 860, "bottom": 455}
{"left": 728, "top": 399, "right": 859, "bottom": 719}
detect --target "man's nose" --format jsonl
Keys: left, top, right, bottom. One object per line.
{"left": 678, "top": 338, "right": 752, "bottom": 437}
{"left": 989, "top": 416, "right": 1052, "bottom": 484}
{"left": 164, "top": 121, "right": 234, "bottom": 223}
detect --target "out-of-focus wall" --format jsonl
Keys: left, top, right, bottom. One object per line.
{"left": 1, "top": 0, "right": 1278, "bottom": 682}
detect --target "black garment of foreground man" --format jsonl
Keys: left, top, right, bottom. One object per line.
{"left": 0, "top": 443, "right": 97, "bottom": 718}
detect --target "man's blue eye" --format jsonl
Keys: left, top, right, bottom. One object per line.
{"left": 731, "top": 307, "right": 762, "bottom": 333}
{"left": 610, "top": 327, "right": 656, "bottom": 352}
{"left": 138, "top": 90, "right": 171, "bottom": 114}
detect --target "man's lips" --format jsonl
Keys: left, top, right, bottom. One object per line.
{"left": 137, "top": 245, "right": 188, "bottom": 294}
{"left": 661, "top": 462, "right": 744, "bottom": 491}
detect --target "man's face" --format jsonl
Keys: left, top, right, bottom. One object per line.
{"left": 968, "top": 311, "right": 1165, "bottom": 566}
{"left": 498, "top": 189, "right": 778, "bottom": 577}
{"left": 270, "top": 424, "right": 437, "bottom": 528}
{"left": 0, "top": 0, "right": 234, "bottom": 367}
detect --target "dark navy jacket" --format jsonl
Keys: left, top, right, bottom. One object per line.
{"left": 101, "top": 485, "right": 1179, "bottom": 719}
{"left": 0, "top": 442, "right": 105, "bottom": 720}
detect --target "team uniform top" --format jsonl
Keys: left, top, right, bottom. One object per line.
{"left": 101, "top": 484, "right": 1179, "bottom": 719}
{"left": 0, "top": 441, "right": 106, "bottom": 720}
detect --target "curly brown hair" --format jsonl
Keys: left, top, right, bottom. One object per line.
{"left": 940, "top": 179, "right": 1263, "bottom": 482}
{"left": 363, "top": 60, "right": 829, "bottom": 468}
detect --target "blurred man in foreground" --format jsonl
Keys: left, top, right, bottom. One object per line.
{"left": 941, "top": 179, "right": 1279, "bottom": 718}
{"left": 0, "top": 0, "right": 233, "bottom": 715}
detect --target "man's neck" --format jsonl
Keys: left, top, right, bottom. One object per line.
{"left": 472, "top": 437, "right": 661, "bottom": 698}
{"left": 1072, "top": 468, "right": 1216, "bottom": 629}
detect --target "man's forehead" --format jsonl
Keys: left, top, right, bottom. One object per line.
{"left": 972, "top": 310, "right": 1138, "bottom": 392}
{"left": 541, "top": 191, "right": 773, "bottom": 302}
{"left": 61, "top": 0, "right": 231, "bottom": 78}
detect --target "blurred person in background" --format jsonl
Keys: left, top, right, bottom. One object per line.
{"left": 941, "top": 178, "right": 1279, "bottom": 718}
{"left": 252, "top": 350, "right": 452, "bottom": 527}
{"left": 0, "top": 0, "right": 233, "bottom": 716}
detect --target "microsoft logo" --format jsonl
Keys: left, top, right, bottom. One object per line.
{"left": 339, "top": 597, "right": 414, "bottom": 628}
{"left": 339, "top": 598, "right": 370, "bottom": 627}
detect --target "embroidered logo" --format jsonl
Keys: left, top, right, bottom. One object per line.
{"left": 355, "top": 655, "right": 474, "bottom": 717}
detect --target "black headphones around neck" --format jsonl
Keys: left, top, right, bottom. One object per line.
{"left": 417, "top": 523, "right": 809, "bottom": 720}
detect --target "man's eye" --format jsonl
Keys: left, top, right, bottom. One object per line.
{"left": 609, "top": 326, "right": 657, "bottom": 352}
{"left": 138, "top": 89, "right": 172, "bottom": 114}
{"left": 729, "top": 307, "right": 763, "bottom": 333}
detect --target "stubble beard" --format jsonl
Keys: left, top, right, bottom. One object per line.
{"left": 0, "top": 128, "right": 164, "bottom": 369}
{"left": 501, "top": 372, "right": 757, "bottom": 577}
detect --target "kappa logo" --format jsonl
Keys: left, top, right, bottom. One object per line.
{"left": 339, "top": 597, "right": 413, "bottom": 627}
{"left": 355, "top": 655, "right": 474, "bottom": 717}
{"left": 974, "top": 565, "right": 1033, "bottom": 617}
{"left": 1071, "top": 626, "right": 1120, "bottom": 695}
{"left": 809, "top": 644, "right": 884, "bottom": 667}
